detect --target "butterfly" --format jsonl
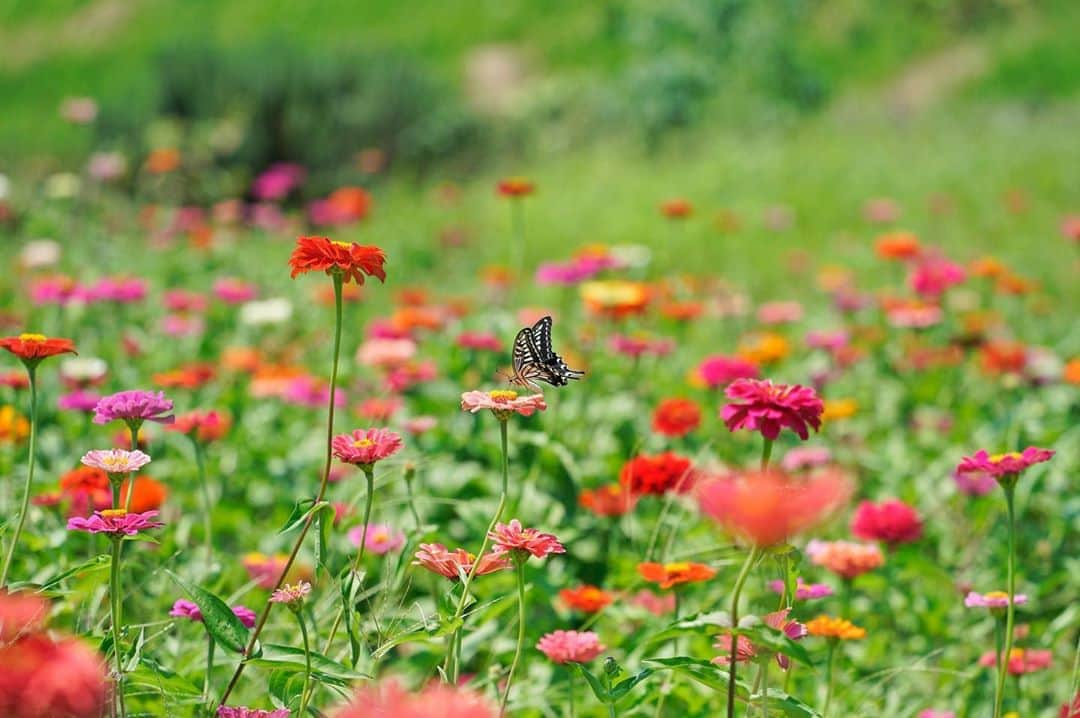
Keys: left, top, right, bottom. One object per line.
{"left": 506, "top": 316, "right": 585, "bottom": 390}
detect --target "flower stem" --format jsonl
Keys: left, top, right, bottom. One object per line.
{"left": 193, "top": 440, "right": 214, "bottom": 570}
{"left": 202, "top": 636, "right": 216, "bottom": 708}
{"left": 124, "top": 423, "right": 139, "bottom": 511}
{"left": 568, "top": 668, "right": 576, "bottom": 718}
{"left": 404, "top": 464, "right": 422, "bottom": 530}
{"left": 499, "top": 420, "right": 509, "bottom": 497}
{"left": 109, "top": 537, "right": 127, "bottom": 718}
{"left": 297, "top": 610, "right": 313, "bottom": 715}
{"left": 758, "top": 659, "right": 769, "bottom": 716}
{"left": 727, "top": 545, "right": 760, "bottom": 718}
{"left": 823, "top": 640, "right": 836, "bottom": 717}
{"left": 760, "top": 437, "right": 773, "bottom": 471}
{"left": 324, "top": 464, "right": 375, "bottom": 652}
{"left": 219, "top": 273, "right": 345, "bottom": 707}
{"left": 0, "top": 366, "right": 36, "bottom": 587}
{"left": 993, "top": 482, "right": 1018, "bottom": 718}
{"left": 500, "top": 558, "right": 528, "bottom": 717}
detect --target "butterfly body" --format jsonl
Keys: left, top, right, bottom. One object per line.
{"left": 508, "top": 316, "right": 584, "bottom": 391}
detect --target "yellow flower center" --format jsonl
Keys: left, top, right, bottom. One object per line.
{"left": 984, "top": 591, "right": 1009, "bottom": 600}
{"left": 664, "top": 562, "right": 691, "bottom": 573}
{"left": 990, "top": 452, "right": 1022, "bottom": 462}
{"left": 332, "top": 241, "right": 352, "bottom": 249}
{"left": 489, "top": 390, "right": 519, "bottom": 402}
{"left": 373, "top": 530, "right": 389, "bottom": 542}
{"left": 100, "top": 509, "right": 127, "bottom": 519}
{"left": 352, "top": 438, "right": 375, "bottom": 448}
{"left": 19, "top": 333, "right": 46, "bottom": 343}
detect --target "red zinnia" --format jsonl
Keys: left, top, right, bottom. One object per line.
{"left": 850, "top": 499, "right": 923, "bottom": 547}
{"left": 0, "top": 333, "right": 76, "bottom": 366}
{"left": 496, "top": 178, "right": 535, "bottom": 198}
{"left": 288, "top": 236, "right": 387, "bottom": 285}
{"left": 167, "top": 410, "right": 231, "bottom": 443}
{"left": 559, "top": 585, "right": 614, "bottom": 613}
{"left": 721, "top": 378, "right": 824, "bottom": 441}
{"left": 619, "top": 452, "right": 694, "bottom": 496}
{"left": 651, "top": 397, "right": 702, "bottom": 437}
{"left": 579, "top": 484, "right": 637, "bottom": 517}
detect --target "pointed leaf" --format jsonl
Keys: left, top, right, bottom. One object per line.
{"left": 570, "top": 662, "right": 611, "bottom": 703}
{"left": 165, "top": 570, "right": 249, "bottom": 654}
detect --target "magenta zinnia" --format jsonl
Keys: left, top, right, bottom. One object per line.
{"left": 67, "top": 509, "right": 163, "bottom": 536}
{"left": 956, "top": 447, "right": 1054, "bottom": 479}
{"left": 331, "top": 428, "right": 403, "bottom": 467}
{"left": 720, "top": 378, "right": 824, "bottom": 441}
{"left": 92, "top": 390, "right": 175, "bottom": 426}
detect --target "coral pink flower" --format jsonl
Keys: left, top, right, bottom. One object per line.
{"left": 964, "top": 591, "right": 1028, "bottom": 609}
{"left": 694, "top": 355, "right": 760, "bottom": 389}
{"left": 631, "top": 589, "right": 676, "bottom": 616}
{"left": 332, "top": 428, "right": 404, "bottom": 468}
{"left": 850, "top": 499, "right": 923, "bottom": 547}
{"left": 536, "top": 630, "right": 606, "bottom": 664}
{"left": 806, "top": 539, "right": 884, "bottom": 579}
{"left": 886, "top": 300, "right": 943, "bottom": 329}
{"left": 456, "top": 331, "right": 503, "bottom": 352}
{"left": 80, "top": 449, "right": 152, "bottom": 475}
{"left": 162, "top": 290, "right": 209, "bottom": 313}
{"left": 356, "top": 397, "right": 402, "bottom": 422}
{"left": 348, "top": 524, "right": 405, "bottom": 555}
{"left": 768, "top": 577, "right": 834, "bottom": 601}
{"left": 93, "top": 390, "right": 174, "bottom": 426}
{"left": 0, "top": 590, "right": 48, "bottom": 641}
{"left": 978, "top": 648, "right": 1051, "bottom": 675}
{"left": 713, "top": 609, "right": 807, "bottom": 669}
{"left": 956, "top": 447, "right": 1055, "bottom": 480}
{"left": 168, "top": 410, "right": 231, "bottom": 443}
{"left": 385, "top": 360, "right": 438, "bottom": 392}
{"left": 67, "top": 509, "right": 163, "bottom": 536}
{"left": 805, "top": 329, "right": 850, "bottom": 352}
{"left": 721, "top": 378, "right": 823, "bottom": 441}
{"left": 610, "top": 334, "right": 675, "bottom": 359}
{"left": 403, "top": 416, "right": 437, "bottom": 435}
{"left": 330, "top": 678, "right": 495, "bottom": 718}
{"left": 489, "top": 519, "right": 566, "bottom": 559}
{"left": 413, "top": 544, "right": 510, "bottom": 580}
{"left": 356, "top": 338, "right": 417, "bottom": 368}
{"left": 460, "top": 390, "right": 546, "bottom": 420}
{"left": 0, "top": 634, "right": 109, "bottom": 718}
{"left": 757, "top": 301, "right": 803, "bottom": 325}
{"left": 579, "top": 484, "right": 637, "bottom": 517}
{"left": 217, "top": 707, "right": 291, "bottom": 718}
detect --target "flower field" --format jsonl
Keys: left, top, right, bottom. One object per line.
{"left": 1, "top": 3, "right": 1079, "bottom": 718}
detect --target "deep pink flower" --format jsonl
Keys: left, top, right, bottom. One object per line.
{"left": 217, "top": 707, "right": 291, "bottom": 718}
{"left": 162, "top": 290, "right": 209, "bottom": 313}
{"left": 850, "top": 499, "right": 923, "bottom": 547}
{"left": 348, "top": 524, "right": 405, "bottom": 555}
{"left": 721, "top": 379, "right": 824, "bottom": 441}
{"left": 332, "top": 428, "right": 404, "bottom": 467}
{"left": 805, "top": 330, "right": 850, "bottom": 351}
{"left": 956, "top": 447, "right": 1055, "bottom": 479}
{"left": 694, "top": 355, "right": 760, "bottom": 389}
{"left": 610, "top": 334, "right": 675, "bottom": 359}
{"left": 488, "top": 519, "right": 565, "bottom": 559}
{"left": 86, "top": 277, "right": 147, "bottom": 304}
{"left": 908, "top": 256, "right": 966, "bottom": 298}
{"left": 768, "top": 578, "right": 834, "bottom": 601}
{"left": 58, "top": 390, "right": 103, "bottom": 413}
{"left": 413, "top": 544, "right": 510, "bottom": 580}
{"left": 536, "top": 630, "right": 605, "bottom": 664}
{"left": 213, "top": 278, "right": 258, "bottom": 304}
{"left": 92, "top": 390, "right": 175, "bottom": 426}
{"left": 282, "top": 375, "right": 346, "bottom": 409}
{"left": 170, "top": 599, "right": 257, "bottom": 628}
{"left": 67, "top": 509, "right": 163, "bottom": 536}
{"left": 951, "top": 468, "right": 997, "bottom": 496}
{"left": 252, "top": 162, "right": 306, "bottom": 201}
{"left": 460, "top": 390, "right": 546, "bottom": 420}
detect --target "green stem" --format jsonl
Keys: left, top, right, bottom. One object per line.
{"left": 202, "top": 636, "right": 216, "bottom": 709}
{"left": 568, "top": 668, "right": 576, "bottom": 718}
{"left": 760, "top": 438, "right": 774, "bottom": 471}
{"left": 404, "top": 464, "right": 422, "bottom": 530}
{"left": 993, "top": 482, "right": 1017, "bottom": 718}
{"left": 500, "top": 557, "right": 528, "bottom": 717}
{"left": 219, "top": 273, "right": 345, "bottom": 707}
{"left": 193, "top": 441, "right": 213, "bottom": 569}
{"left": 124, "top": 422, "right": 139, "bottom": 511}
{"left": 727, "top": 545, "right": 760, "bottom": 718}
{"left": 499, "top": 420, "right": 509, "bottom": 497}
{"left": 110, "top": 537, "right": 127, "bottom": 718}
{"left": 758, "top": 659, "right": 769, "bottom": 716}
{"left": 823, "top": 640, "right": 836, "bottom": 717}
{"left": 297, "top": 610, "right": 313, "bottom": 715}
{"left": 324, "top": 464, "right": 375, "bottom": 653}
{"left": 0, "top": 366, "right": 36, "bottom": 586}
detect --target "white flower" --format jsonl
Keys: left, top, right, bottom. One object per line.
{"left": 60, "top": 357, "right": 108, "bottom": 383}
{"left": 240, "top": 298, "right": 293, "bottom": 326}
{"left": 20, "top": 239, "right": 61, "bottom": 269}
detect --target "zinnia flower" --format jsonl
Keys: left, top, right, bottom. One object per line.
{"left": 559, "top": 585, "right": 614, "bottom": 613}
{"left": 332, "top": 428, "right": 404, "bottom": 468}
{"left": 488, "top": 519, "right": 565, "bottom": 560}
{"left": 496, "top": 178, "right": 535, "bottom": 197}
{"left": 170, "top": 599, "right": 257, "bottom": 628}
{"left": 638, "top": 562, "right": 716, "bottom": 589}
{"left": 217, "top": 707, "right": 291, "bottom": 718}
{"left": 67, "top": 509, "right": 163, "bottom": 536}
{"left": 619, "top": 452, "right": 693, "bottom": 496}
{"left": 92, "top": 390, "right": 174, "bottom": 426}
{"left": 168, "top": 410, "right": 231, "bottom": 443}
{"left": 0, "top": 333, "right": 76, "bottom": 367}
{"left": 805, "top": 615, "right": 866, "bottom": 640}
{"left": 413, "top": 544, "right": 510, "bottom": 580}
{"left": 651, "top": 397, "right": 702, "bottom": 437}
{"left": 288, "top": 236, "right": 386, "bottom": 285}
{"left": 0, "top": 634, "right": 109, "bottom": 718}
{"left": 348, "top": 524, "right": 405, "bottom": 555}
{"left": 80, "top": 449, "right": 152, "bottom": 475}
{"left": 721, "top": 378, "right": 823, "bottom": 441}
{"left": 242, "top": 553, "right": 294, "bottom": 590}
{"left": 579, "top": 484, "right": 637, "bottom": 517}
{"left": 780, "top": 447, "right": 832, "bottom": 472}
{"left": 0, "top": 590, "right": 48, "bottom": 641}
{"left": 806, "top": 540, "right": 883, "bottom": 580}
{"left": 460, "top": 390, "right": 546, "bottom": 420}
{"left": 631, "top": 589, "right": 676, "bottom": 616}
{"left": 964, "top": 591, "right": 1028, "bottom": 609}
{"left": 956, "top": 447, "right": 1055, "bottom": 482}
{"left": 693, "top": 355, "right": 760, "bottom": 389}
{"left": 536, "top": 630, "right": 606, "bottom": 664}
{"left": 768, "top": 577, "right": 834, "bottom": 601}
{"left": 269, "top": 581, "right": 311, "bottom": 608}
{"left": 659, "top": 198, "right": 693, "bottom": 219}
{"left": 713, "top": 609, "right": 807, "bottom": 669}
{"left": 330, "top": 678, "right": 495, "bottom": 718}
{"left": 850, "top": 499, "right": 923, "bottom": 547}
{"left": 978, "top": 648, "right": 1052, "bottom": 675}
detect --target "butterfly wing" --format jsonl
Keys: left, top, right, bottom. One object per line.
{"left": 509, "top": 316, "right": 584, "bottom": 389}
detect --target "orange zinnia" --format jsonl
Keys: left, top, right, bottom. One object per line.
{"left": 874, "top": 231, "right": 921, "bottom": 261}
{"left": 805, "top": 615, "right": 866, "bottom": 640}
{"left": 579, "top": 484, "right": 637, "bottom": 517}
{"left": 496, "top": 177, "right": 535, "bottom": 197}
{"left": 559, "top": 585, "right": 614, "bottom": 613}
{"left": 637, "top": 561, "right": 716, "bottom": 589}
{"left": 325, "top": 186, "right": 372, "bottom": 222}
{"left": 0, "top": 334, "right": 77, "bottom": 365}
{"left": 118, "top": 476, "right": 168, "bottom": 513}
{"left": 288, "top": 236, "right": 386, "bottom": 285}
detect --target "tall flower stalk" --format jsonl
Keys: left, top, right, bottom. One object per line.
{"left": 108, "top": 534, "right": 127, "bottom": 718}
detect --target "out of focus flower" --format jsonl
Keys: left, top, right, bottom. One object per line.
{"left": 559, "top": 585, "right": 613, "bottom": 613}
{"left": 93, "top": 390, "right": 174, "bottom": 426}
{"left": 60, "top": 96, "right": 98, "bottom": 124}
{"left": 978, "top": 648, "right": 1051, "bottom": 675}
{"left": 757, "top": 301, "right": 803, "bottom": 324}
{"left": 168, "top": 410, "right": 231, "bottom": 443}
{"left": 780, "top": 447, "right": 832, "bottom": 472}
{"left": 289, "top": 236, "right": 386, "bottom": 285}
{"left": 18, "top": 240, "right": 61, "bottom": 270}
{"left": 737, "top": 332, "right": 790, "bottom": 365}
{"left": 0, "top": 371, "right": 29, "bottom": 390}
{"left": 169, "top": 599, "right": 257, "bottom": 628}
{"left": 713, "top": 608, "right": 807, "bottom": 669}
{"left": 581, "top": 280, "right": 651, "bottom": 318}
{"left": 909, "top": 256, "right": 966, "bottom": 298}
{"left": 638, "top": 561, "right": 716, "bottom": 589}
{"left": 579, "top": 484, "right": 637, "bottom": 517}
{"left": 660, "top": 198, "right": 693, "bottom": 219}
{"left": 631, "top": 589, "right": 676, "bottom": 616}
{"left": 356, "top": 397, "right": 401, "bottom": 422}
{"left": 86, "top": 277, "right": 147, "bottom": 304}
{"left": 698, "top": 469, "right": 851, "bottom": 547}
{"left": 956, "top": 447, "right": 1055, "bottom": 482}
{"left": 329, "top": 678, "right": 495, "bottom": 717}
{"left": 964, "top": 591, "right": 1028, "bottom": 609}
{"left": 489, "top": 519, "right": 565, "bottom": 559}
{"left": 217, "top": 706, "right": 291, "bottom": 718}
{"left": 461, "top": 390, "right": 546, "bottom": 420}
{"left": 496, "top": 178, "right": 534, "bottom": 197}
{"left": 240, "top": 298, "right": 293, "bottom": 325}
{"left": 619, "top": 452, "right": 693, "bottom": 495}
{"left": 537, "top": 630, "right": 606, "bottom": 664}
{"left": 56, "top": 467, "right": 111, "bottom": 515}
{"left": 413, "top": 544, "right": 509, "bottom": 580}
{"left": 952, "top": 468, "right": 997, "bottom": 497}
{"left": 918, "top": 711, "right": 955, "bottom": 718}
{"left": 357, "top": 338, "right": 417, "bottom": 368}
{"left": 59, "top": 357, "right": 107, "bottom": 388}
{"left": 403, "top": 416, "right": 437, "bottom": 435}
{"left": 875, "top": 232, "right": 921, "bottom": 261}
{"left": 806, "top": 540, "right": 883, "bottom": 579}
{"left": 0, "top": 590, "right": 48, "bottom": 641}
{"left": 332, "top": 428, "right": 404, "bottom": 468}
{"left": 67, "top": 509, "right": 163, "bottom": 536}
{"left": 885, "top": 299, "right": 942, "bottom": 329}
{"left": 0, "top": 406, "right": 30, "bottom": 444}
{"left": 0, "top": 333, "right": 76, "bottom": 367}
{"left": 693, "top": 355, "right": 761, "bottom": 389}
{"left": 213, "top": 278, "right": 258, "bottom": 304}
{"left": 252, "top": 163, "right": 305, "bottom": 201}
{"left": 0, "top": 633, "right": 108, "bottom": 718}
{"left": 721, "top": 378, "right": 824, "bottom": 441}
{"left": 864, "top": 198, "right": 900, "bottom": 224}
{"left": 651, "top": 397, "right": 701, "bottom": 437}
{"left": 610, "top": 334, "right": 675, "bottom": 359}
{"left": 309, "top": 187, "right": 372, "bottom": 226}
{"left": 283, "top": 375, "right": 345, "bottom": 409}
{"left": 153, "top": 363, "right": 216, "bottom": 390}
{"left": 768, "top": 577, "right": 833, "bottom": 601}
{"left": 87, "top": 151, "right": 127, "bottom": 182}
{"left": 456, "top": 331, "right": 503, "bottom": 353}
{"left": 850, "top": 499, "right": 923, "bottom": 547}
{"left": 348, "top": 524, "right": 405, "bottom": 555}
{"left": 1060, "top": 691, "right": 1080, "bottom": 718}
{"left": 80, "top": 449, "right": 151, "bottom": 475}
{"left": 242, "top": 553, "right": 290, "bottom": 589}
{"left": 806, "top": 615, "right": 866, "bottom": 640}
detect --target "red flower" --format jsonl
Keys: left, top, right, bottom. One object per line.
{"left": 167, "top": 410, "right": 231, "bottom": 443}
{"left": 660, "top": 198, "right": 693, "bottom": 219}
{"left": 579, "top": 484, "right": 637, "bottom": 517}
{"left": 559, "top": 585, "right": 614, "bottom": 613}
{"left": 0, "top": 333, "right": 76, "bottom": 366}
{"left": 721, "top": 378, "right": 824, "bottom": 441}
{"left": 850, "top": 499, "right": 923, "bottom": 547}
{"left": 619, "top": 452, "right": 693, "bottom": 496}
{"left": 496, "top": 178, "right": 535, "bottom": 198}
{"left": 651, "top": 397, "right": 701, "bottom": 437}
{"left": 288, "top": 236, "right": 387, "bottom": 285}
{"left": 0, "top": 634, "right": 109, "bottom": 718}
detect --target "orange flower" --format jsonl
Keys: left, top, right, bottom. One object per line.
{"left": 496, "top": 178, "right": 535, "bottom": 198}
{"left": 325, "top": 186, "right": 372, "bottom": 222}
{"left": 660, "top": 198, "right": 693, "bottom": 219}
{"left": 581, "top": 280, "right": 651, "bottom": 319}
{"left": 0, "top": 333, "right": 76, "bottom": 365}
{"left": 559, "top": 585, "right": 614, "bottom": 613}
{"left": 995, "top": 272, "right": 1036, "bottom": 296}
{"left": 288, "top": 236, "right": 386, "bottom": 285}
{"left": 979, "top": 341, "right": 1027, "bottom": 375}
{"left": 660, "top": 301, "right": 705, "bottom": 322}
{"left": 821, "top": 398, "right": 858, "bottom": 422}
{"left": 153, "top": 363, "right": 216, "bottom": 390}
{"left": 651, "top": 397, "right": 702, "bottom": 437}
{"left": 145, "top": 148, "right": 181, "bottom": 174}
{"left": 118, "top": 476, "right": 167, "bottom": 513}
{"left": 737, "top": 332, "right": 789, "bottom": 365}
{"left": 805, "top": 615, "right": 866, "bottom": 640}
{"left": 1064, "top": 358, "right": 1080, "bottom": 385}
{"left": 874, "top": 231, "right": 921, "bottom": 261}
{"left": 480, "top": 265, "right": 514, "bottom": 290}
{"left": 579, "top": 484, "right": 637, "bottom": 517}
{"left": 168, "top": 410, "right": 230, "bottom": 443}
{"left": 391, "top": 306, "right": 446, "bottom": 333}
{"left": 0, "top": 406, "right": 30, "bottom": 444}
{"left": 221, "top": 346, "right": 262, "bottom": 373}
{"left": 637, "top": 561, "right": 716, "bottom": 589}
{"left": 969, "top": 256, "right": 1006, "bottom": 279}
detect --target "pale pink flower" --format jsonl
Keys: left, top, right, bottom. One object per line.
{"left": 80, "top": 449, "right": 152, "bottom": 475}
{"left": 767, "top": 577, "right": 834, "bottom": 600}
{"left": 356, "top": 338, "right": 417, "bottom": 368}
{"left": 630, "top": 589, "right": 676, "bottom": 616}
{"left": 536, "top": 630, "right": 606, "bottom": 664}
{"left": 757, "top": 301, "right": 803, "bottom": 324}
{"left": 780, "top": 446, "right": 832, "bottom": 472}
{"left": 161, "top": 314, "right": 205, "bottom": 338}
{"left": 332, "top": 428, "right": 404, "bottom": 467}
{"left": 403, "top": 416, "right": 437, "bottom": 435}
{"left": 348, "top": 524, "right": 405, "bottom": 555}
{"left": 964, "top": 591, "right": 1028, "bottom": 609}
{"left": 806, "top": 539, "right": 884, "bottom": 579}
{"left": 460, "top": 390, "right": 546, "bottom": 420}
{"left": 489, "top": 519, "right": 565, "bottom": 559}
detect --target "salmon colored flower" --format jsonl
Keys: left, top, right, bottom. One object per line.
{"left": 610, "top": 334, "right": 675, "bottom": 359}
{"left": 850, "top": 499, "right": 923, "bottom": 547}
{"left": 631, "top": 589, "right": 676, "bottom": 616}
{"left": 489, "top": 519, "right": 565, "bottom": 560}
{"left": 330, "top": 678, "right": 495, "bottom": 718}
{"left": 269, "top": 581, "right": 312, "bottom": 609}
{"left": 0, "top": 333, "right": 76, "bottom": 367}
{"left": 757, "top": 301, "right": 803, "bottom": 325}
{"left": 619, "top": 452, "right": 693, "bottom": 495}
{"left": 413, "top": 543, "right": 510, "bottom": 580}
{"left": 579, "top": 483, "right": 637, "bottom": 517}
{"left": 806, "top": 615, "right": 866, "bottom": 640}
{"left": 67, "top": 509, "right": 163, "bottom": 536}
{"left": 537, "top": 630, "right": 606, "bottom": 664}
{"left": 721, "top": 379, "right": 824, "bottom": 441}
{"left": 145, "top": 147, "right": 181, "bottom": 174}
{"left": 651, "top": 397, "right": 702, "bottom": 437}
{"left": 806, "top": 540, "right": 883, "bottom": 579}
{"left": 332, "top": 428, "right": 404, "bottom": 468}
{"left": 460, "top": 390, "right": 546, "bottom": 420}
{"left": 780, "top": 447, "right": 832, "bottom": 472}
{"left": 979, "top": 648, "right": 1051, "bottom": 675}
{"left": 698, "top": 470, "right": 851, "bottom": 547}
{"left": 168, "top": 410, "right": 231, "bottom": 443}
{"left": 956, "top": 447, "right": 1055, "bottom": 480}
{"left": 241, "top": 553, "right": 311, "bottom": 590}
{"left": 288, "top": 236, "right": 386, "bottom": 285}
{"left": 559, "top": 585, "right": 614, "bottom": 613}
{"left": 496, "top": 178, "right": 535, "bottom": 197}
{"left": 0, "top": 634, "right": 109, "bottom": 718}
{"left": 638, "top": 561, "right": 716, "bottom": 589}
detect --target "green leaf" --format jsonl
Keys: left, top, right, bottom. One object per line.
{"left": 571, "top": 662, "right": 611, "bottom": 703}
{"left": 643, "top": 656, "right": 751, "bottom": 698}
{"left": 18, "top": 554, "right": 111, "bottom": 593}
{"left": 610, "top": 667, "right": 655, "bottom": 701}
{"left": 248, "top": 643, "right": 370, "bottom": 688}
{"left": 314, "top": 501, "right": 335, "bottom": 571}
{"left": 269, "top": 669, "right": 307, "bottom": 706}
{"left": 278, "top": 498, "right": 317, "bottom": 534}
{"left": 165, "top": 570, "right": 250, "bottom": 654}
{"left": 645, "top": 610, "right": 732, "bottom": 645}
{"left": 739, "top": 624, "right": 814, "bottom": 668}
{"left": 756, "top": 688, "right": 822, "bottom": 717}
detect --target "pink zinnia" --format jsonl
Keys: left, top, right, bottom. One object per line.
{"left": 67, "top": 509, "right": 163, "bottom": 536}
{"left": 918, "top": 711, "right": 955, "bottom": 718}
{"left": 332, "top": 428, "right": 404, "bottom": 468}
{"left": 952, "top": 468, "right": 997, "bottom": 497}
{"left": 536, "top": 630, "right": 606, "bottom": 664}
{"left": 456, "top": 331, "right": 503, "bottom": 353}
{"left": 93, "top": 390, "right": 175, "bottom": 426}
{"left": 170, "top": 599, "right": 257, "bottom": 628}
{"left": 978, "top": 648, "right": 1052, "bottom": 676}
{"left": 768, "top": 577, "right": 834, "bottom": 601}
{"left": 356, "top": 338, "right": 417, "bottom": 368}
{"left": 460, "top": 390, "right": 546, "bottom": 420}
{"left": 757, "top": 301, "right": 803, "bottom": 325}
{"left": 956, "top": 447, "right": 1055, "bottom": 479}
{"left": 908, "top": 256, "right": 966, "bottom": 298}
{"left": 403, "top": 416, "right": 437, "bottom": 435}
{"left": 488, "top": 519, "right": 565, "bottom": 559}
{"left": 630, "top": 589, "right": 676, "bottom": 616}
{"left": 713, "top": 609, "right": 807, "bottom": 669}
{"left": 850, "top": 499, "right": 923, "bottom": 547}
{"left": 720, "top": 378, "right": 823, "bottom": 441}
{"left": 217, "top": 707, "right": 291, "bottom": 718}
{"left": 609, "top": 334, "right": 675, "bottom": 359}
{"left": 329, "top": 678, "right": 495, "bottom": 718}
{"left": 282, "top": 375, "right": 346, "bottom": 409}
{"left": 348, "top": 524, "right": 405, "bottom": 555}
{"left": 80, "top": 449, "right": 152, "bottom": 475}
{"left": 780, "top": 446, "right": 832, "bottom": 472}
{"left": 413, "top": 544, "right": 510, "bottom": 580}
{"left": 806, "top": 539, "right": 884, "bottom": 579}
{"left": 695, "top": 355, "right": 760, "bottom": 389}
{"left": 58, "top": 390, "right": 102, "bottom": 413}
{"left": 964, "top": 591, "right": 1028, "bottom": 609}
{"left": 213, "top": 278, "right": 258, "bottom": 304}
{"left": 269, "top": 581, "right": 311, "bottom": 608}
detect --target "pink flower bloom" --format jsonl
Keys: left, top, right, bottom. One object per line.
{"left": 978, "top": 648, "right": 1052, "bottom": 675}
{"left": 956, "top": 447, "right": 1055, "bottom": 479}
{"left": 242, "top": 553, "right": 290, "bottom": 589}
{"left": 93, "top": 390, "right": 175, "bottom": 426}
{"left": 413, "top": 543, "right": 510, "bottom": 580}
{"left": 695, "top": 355, "right": 760, "bottom": 389}
{"left": 964, "top": 591, "right": 1028, "bottom": 609}
{"left": 630, "top": 589, "right": 676, "bottom": 616}
{"left": 58, "top": 390, "right": 102, "bottom": 413}
{"left": 918, "top": 711, "right": 955, "bottom": 718}
{"left": 161, "top": 314, "right": 205, "bottom": 338}
{"left": 886, "top": 301, "right": 943, "bottom": 329}
{"left": 86, "top": 277, "right": 148, "bottom": 304}
{"left": 609, "top": 334, "right": 675, "bottom": 359}
{"left": 850, "top": 499, "right": 923, "bottom": 547}
{"left": 356, "top": 338, "right": 417, "bottom": 368}
{"left": 217, "top": 707, "right": 291, "bottom": 718}
{"left": 67, "top": 509, "right": 163, "bottom": 536}
{"left": 348, "top": 524, "right": 405, "bottom": 555}
{"left": 780, "top": 447, "right": 832, "bottom": 472}
{"left": 952, "top": 468, "right": 997, "bottom": 496}
{"left": 488, "top": 519, "right": 565, "bottom": 559}
{"left": 269, "top": 581, "right": 311, "bottom": 607}
{"left": 330, "top": 678, "right": 495, "bottom": 718}
{"left": 404, "top": 416, "right": 437, "bottom": 435}
{"left": 162, "top": 290, "right": 209, "bottom": 313}
{"left": 806, "top": 539, "right": 884, "bottom": 580}
{"left": 356, "top": 397, "right": 402, "bottom": 422}
{"left": 282, "top": 375, "right": 346, "bottom": 409}
{"left": 536, "top": 630, "right": 606, "bottom": 664}
{"left": 169, "top": 599, "right": 257, "bottom": 628}
{"left": 385, "top": 361, "right": 438, "bottom": 392}
{"left": 721, "top": 378, "right": 824, "bottom": 441}
{"left": 80, "top": 449, "right": 152, "bottom": 474}
{"left": 213, "top": 278, "right": 258, "bottom": 304}
{"left": 252, "top": 162, "right": 306, "bottom": 201}
{"left": 767, "top": 577, "right": 834, "bottom": 600}
{"left": 757, "top": 301, "right": 803, "bottom": 324}
{"left": 456, "top": 331, "right": 503, "bottom": 353}
{"left": 332, "top": 428, "right": 404, "bottom": 467}
{"left": 29, "top": 276, "right": 81, "bottom": 306}
{"left": 908, "top": 256, "right": 966, "bottom": 298}
{"left": 805, "top": 330, "right": 850, "bottom": 351}
{"left": 460, "top": 390, "right": 546, "bottom": 420}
